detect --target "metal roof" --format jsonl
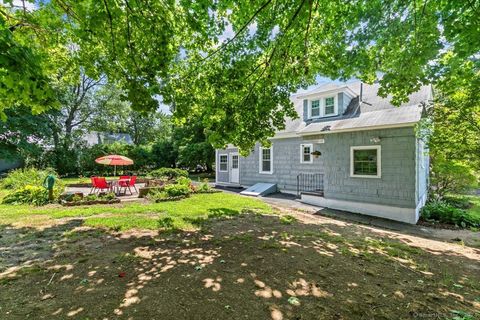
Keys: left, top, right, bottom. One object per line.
{"left": 275, "top": 81, "right": 431, "bottom": 137}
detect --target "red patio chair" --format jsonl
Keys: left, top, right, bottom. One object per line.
{"left": 118, "top": 175, "right": 131, "bottom": 195}
{"left": 118, "top": 175, "right": 137, "bottom": 195}
{"left": 129, "top": 176, "right": 138, "bottom": 194}
{"left": 90, "top": 176, "right": 98, "bottom": 194}
{"left": 95, "top": 177, "right": 112, "bottom": 194}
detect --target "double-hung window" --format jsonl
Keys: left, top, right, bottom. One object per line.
{"left": 300, "top": 144, "right": 313, "bottom": 163}
{"left": 219, "top": 155, "right": 228, "bottom": 172}
{"left": 350, "top": 146, "right": 381, "bottom": 178}
{"left": 311, "top": 100, "right": 320, "bottom": 117}
{"left": 324, "top": 97, "right": 335, "bottom": 115}
{"left": 259, "top": 146, "right": 273, "bottom": 174}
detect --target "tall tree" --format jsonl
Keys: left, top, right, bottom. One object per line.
{"left": 421, "top": 54, "right": 480, "bottom": 170}
{"left": 2, "top": 0, "right": 480, "bottom": 152}
{"left": 173, "top": 119, "right": 215, "bottom": 171}
{"left": 0, "top": 106, "right": 52, "bottom": 165}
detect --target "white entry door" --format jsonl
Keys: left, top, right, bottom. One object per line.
{"left": 230, "top": 153, "right": 239, "bottom": 183}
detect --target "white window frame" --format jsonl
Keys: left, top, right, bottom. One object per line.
{"left": 219, "top": 154, "right": 228, "bottom": 172}
{"left": 259, "top": 146, "right": 273, "bottom": 174}
{"left": 308, "top": 95, "right": 338, "bottom": 119}
{"left": 350, "top": 145, "right": 381, "bottom": 178}
{"left": 310, "top": 100, "right": 321, "bottom": 118}
{"left": 300, "top": 144, "right": 313, "bottom": 164}
{"left": 324, "top": 96, "right": 336, "bottom": 116}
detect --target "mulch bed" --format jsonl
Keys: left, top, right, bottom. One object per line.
{"left": 61, "top": 199, "right": 121, "bottom": 206}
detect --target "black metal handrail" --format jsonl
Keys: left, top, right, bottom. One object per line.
{"left": 297, "top": 173, "right": 324, "bottom": 196}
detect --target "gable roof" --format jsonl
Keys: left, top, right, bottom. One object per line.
{"left": 275, "top": 81, "right": 431, "bottom": 137}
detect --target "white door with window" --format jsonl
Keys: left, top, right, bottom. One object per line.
{"left": 230, "top": 153, "right": 239, "bottom": 183}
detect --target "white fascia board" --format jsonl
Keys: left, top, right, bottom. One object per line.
{"left": 295, "top": 86, "right": 357, "bottom": 100}
{"left": 297, "top": 122, "right": 418, "bottom": 136}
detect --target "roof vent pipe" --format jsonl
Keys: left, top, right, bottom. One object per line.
{"left": 359, "top": 82, "right": 363, "bottom": 102}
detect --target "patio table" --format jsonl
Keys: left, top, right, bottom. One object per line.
{"left": 109, "top": 179, "right": 130, "bottom": 196}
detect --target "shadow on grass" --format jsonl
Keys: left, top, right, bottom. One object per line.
{"left": 0, "top": 213, "right": 479, "bottom": 319}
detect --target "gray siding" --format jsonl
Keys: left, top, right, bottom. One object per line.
{"left": 338, "top": 92, "right": 353, "bottom": 115}
{"left": 216, "top": 127, "right": 420, "bottom": 209}
{"left": 323, "top": 127, "right": 417, "bottom": 208}
{"left": 239, "top": 137, "right": 325, "bottom": 191}
{"left": 216, "top": 148, "right": 238, "bottom": 183}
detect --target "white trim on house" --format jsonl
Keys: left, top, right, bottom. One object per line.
{"left": 229, "top": 152, "right": 240, "bottom": 184}
{"left": 270, "top": 132, "right": 299, "bottom": 139}
{"left": 350, "top": 145, "right": 381, "bottom": 179}
{"left": 298, "top": 122, "right": 417, "bottom": 136}
{"left": 215, "top": 149, "right": 218, "bottom": 184}
{"left": 295, "top": 85, "right": 357, "bottom": 100}
{"left": 259, "top": 146, "right": 273, "bottom": 174}
{"left": 272, "top": 122, "right": 418, "bottom": 140}
{"left": 219, "top": 154, "right": 228, "bottom": 172}
{"left": 300, "top": 143, "right": 313, "bottom": 164}
{"left": 300, "top": 195, "right": 419, "bottom": 224}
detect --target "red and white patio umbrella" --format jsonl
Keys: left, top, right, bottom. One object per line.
{"left": 95, "top": 155, "right": 134, "bottom": 176}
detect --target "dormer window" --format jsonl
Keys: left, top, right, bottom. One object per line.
{"left": 325, "top": 97, "right": 335, "bottom": 115}
{"left": 311, "top": 100, "right": 320, "bottom": 117}
{"left": 307, "top": 96, "right": 337, "bottom": 119}
{"left": 301, "top": 85, "right": 355, "bottom": 121}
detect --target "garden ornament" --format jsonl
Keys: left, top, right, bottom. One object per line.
{"left": 43, "top": 174, "right": 56, "bottom": 201}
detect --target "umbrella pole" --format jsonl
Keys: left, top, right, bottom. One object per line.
{"left": 114, "top": 165, "right": 117, "bottom": 176}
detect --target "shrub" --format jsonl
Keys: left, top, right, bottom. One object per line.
{"left": 84, "top": 194, "right": 98, "bottom": 201}
{"left": 148, "top": 168, "right": 188, "bottom": 180}
{"left": 146, "top": 188, "right": 186, "bottom": 202}
{"left": 2, "top": 185, "right": 50, "bottom": 206}
{"left": 99, "top": 192, "right": 117, "bottom": 201}
{"left": 146, "top": 190, "right": 169, "bottom": 202}
{"left": 176, "top": 176, "right": 191, "bottom": 186}
{"left": 164, "top": 184, "right": 191, "bottom": 197}
{"left": 443, "top": 195, "right": 473, "bottom": 210}
{"left": 2, "top": 167, "right": 57, "bottom": 190}
{"left": 198, "top": 179, "right": 212, "bottom": 192}
{"left": 421, "top": 200, "right": 480, "bottom": 228}
{"left": 71, "top": 194, "right": 83, "bottom": 202}
{"left": 430, "top": 158, "right": 477, "bottom": 198}
{"left": 1, "top": 168, "right": 65, "bottom": 203}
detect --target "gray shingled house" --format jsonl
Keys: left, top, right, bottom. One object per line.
{"left": 215, "top": 81, "right": 432, "bottom": 224}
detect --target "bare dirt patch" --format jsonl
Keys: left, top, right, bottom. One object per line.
{"left": 0, "top": 214, "right": 479, "bottom": 319}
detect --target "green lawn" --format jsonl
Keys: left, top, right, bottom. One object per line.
{"left": 60, "top": 177, "right": 92, "bottom": 184}
{"left": 188, "top": 172, "right": 215, "bottom": 182}
{"left": 0, "top": 192, "right": 272, "bottom": 231}
{"left": 466, "top": 195, "right": 480, "bottom": 219}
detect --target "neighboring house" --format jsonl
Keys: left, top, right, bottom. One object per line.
{"left": 0, "top": 158, "right": 22, "bottom": 174}
{"left": 83, "top": 132, "right": 134, "bottom": 147}
{"left": 215, "top": 81, "right": 432, "bottom": 224}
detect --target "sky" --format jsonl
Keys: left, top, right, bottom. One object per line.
{"left": 1, "top": 0, "right": 36, "bottom": 11}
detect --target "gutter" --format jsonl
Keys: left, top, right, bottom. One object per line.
{"left": 269, "top": 122, "right": 418, "bottom": 140}
{"left": 297, "top": 122, "right": 418, "bottom": 136}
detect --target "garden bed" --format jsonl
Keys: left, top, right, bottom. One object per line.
{"left": 61, "top": 198, "right": 121, "bottom": 206}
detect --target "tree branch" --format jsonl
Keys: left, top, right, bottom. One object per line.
{"left": 199, "top": 0, "right": 273, "bottom": 63}
{"left": 102, "top": 0, "right": 117, "bottom": 58}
